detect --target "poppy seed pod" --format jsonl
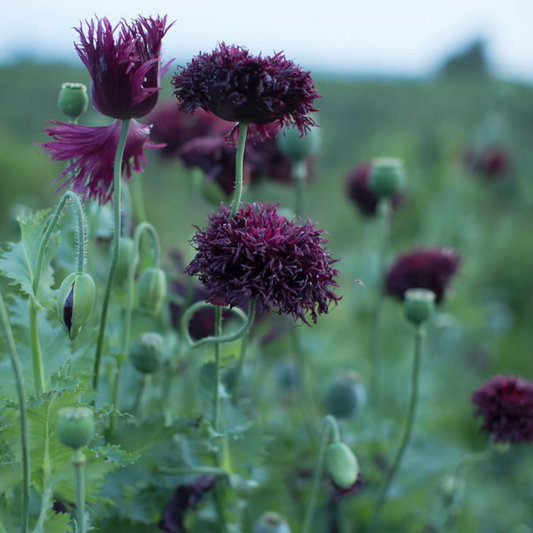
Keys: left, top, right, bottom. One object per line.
{"left": 57, "top": 407, "right": 95, "bottom": 450}
{"left": 115, "top": 237, "right": 135, "bottom": 286}
{"left": 325, "top": 373, "right": 366, "bottom": 419}
{"left": 129, "top": 332, "right": 164, "bottom": 374}
{"left": 326, "top": 442, "right": 359, "bottom": 489}
{"left": 277, "top": 126, "right": 320, "bottom": 163}
{"left": 253, "top": 512, "right": 291, "bottom": 533}
{"left": 138, "top": 267, "right": 167, "bottom": 316}
{"left": 368, "top": 157, "right": 406, "bottom": 200}
{"left": 57, "top": 272, "right": 96, "bottom": 338}
{"left": 58, "top": 82, "right": 89, "bottom": 121}
{"left": 403, "top": 288, "right": 436, "bottom": 326}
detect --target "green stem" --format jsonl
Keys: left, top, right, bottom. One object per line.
{"left": 213, "top": 306, "right": 222, "bottom": 432}
{"left": 93, "top": 118, "right": 131, "bottom": 393}
{"left": 159, "top": 465, "right": 226, "bottom": 475}
{"left": 132, "top": 375, "right": 149, "bottom": 415}
{"left": 121, "top": 184, "right": 132, "bottom": 238}
{"left": 72, "top": 449, "right": 86, "bottom": 533}
{"left": 130, "top": 174, "right": 147, "bottom": 224}
{"left": 293, "top": 160, "right": 307, "bottom": 218}
{"left": 108, "top": 361, "right": 124, "bottom": 435}
{"left": 230, "top": 122, "right": 249, "bottom": 217}
{"left": 29, "top": 299, "right": 45, "bottom": 394}
{"left": 301, "top": 416, "right": 341, "bottom": 533}
{"left": 367, "top": 325, "right": 424, "bottom": 533}
{"left": 368, "top": 198, "right": 391, "bottom": 420}
{"left": 0, "top": 290, "right": 30, "bottom": 533}
{"left": 181, "top": 297, "right": 256, "bottom": 348}
{"left": 231, "top": 334, "right": 248, "bottom": 403}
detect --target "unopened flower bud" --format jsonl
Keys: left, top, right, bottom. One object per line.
{"left": 138, "top": 267, "right": 167, "bottom": 316}
{"left": 325, "top": 373, "right": 366, "bottom": 419}
{"left": 253, "top": 512, "right": 291, "bottom": 533}
{"left": 129, "top": 332, "right": 164, "bottom": 374}
{"left": 115, "top": 237, "right": 135, "bottom": 286}
{"left": 57, "top": 273, "right": 96, "bottom": 338}
{"left": 403, "top": 288, "right": 436, "bottom": 326}
{"left": 326, "top": 442, "right": 359, "bottom": 489}
{"left": 278, "top": 126, "right": 320, "bottom": 163}
{"left": 368, "top": 157, "right": 406, "bottom": 199}
{"left": 57, "top": 83, "right": 89, "bottom": 121}
{"left": 57, "top": 407, "right": 95, "bottom": 449}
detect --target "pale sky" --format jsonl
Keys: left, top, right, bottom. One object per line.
{"left": 2, "top": 0, "right": 532, "bottom": 80}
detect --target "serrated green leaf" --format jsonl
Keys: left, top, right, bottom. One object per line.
{"left": 223, "top": 423, "right": 270, "bottom": 478}
{"left": 0, "top": 209, "right": 59, "bottom": 309}
{"left": 40, "top": 510, "right": 73, "bottom": 533}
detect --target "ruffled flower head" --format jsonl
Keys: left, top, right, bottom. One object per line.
{"left": 472, "top": 375, "right": 533, "bottom": 444}
{"left": 76, "top": 15, "right": 172, "bottom": 119}
{"left": 185, "top": 203, "right": 341, "bottom": 325}
{"left": 385, "top": 247, "right": 460, "bottom": 304}
{"left": 41, "top": 120, "right": 162, "bottom": 204}
{"left": 346, "top": 163, "right": 404, "bottom": 217}
{"left": 172, "top": 43, "right": 321, "bottom": 138}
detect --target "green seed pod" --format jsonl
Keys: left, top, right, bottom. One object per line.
{"left": 129, "top": 332, "right": 164, "bottom": 374}
{"left": 403, "top": 288, "right": 436, "bottom": 326}
{"left": 277, "top": 126, "right": 320, "bottom": 163}
{"left": 137, "top": 267, "right": 167, "bottom": 316}
{"left": 325, "top": 373, "right": 366, "bottom": 419}
{"left": 115, "top": 237, "right": 135, "bottom": 287}
{"left": 326, "top": 442, "right": 359, "bottom": 489}
{"left": 253, "top": 512, "right": 291, "bottom": 533}
{"left": 57, "top": 272, "right": 96, "bottom": 339}
{"left": 56, "top": 407, "right": 95, "bottom": 450}
{"left": 368, "top": 157, "right": 406, "bottom": 199}
{"left": 57, "top": 83, "right": 89, "bottom": 121}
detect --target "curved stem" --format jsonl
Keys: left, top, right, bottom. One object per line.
{"left": 368, "top": 198, "right": 391, "bottom": 421}
{"left": 72, "top": 449, "right": 86, "bottom": 533}
{"left": 93, "top": 118, "right": 131, "bottom": 393}
{"left": 0, "top": 290, "right": 30, "bottom": 533}
{"left": 29, "top": 298, "right": 45, "bottom": 394}
{"left": 181, "top": 297, "right": 256, "bottom": 348}
{"left": 301, "top": 416, "right": 341, "bottom": 533}
{"left": 230, "top": 122, "right": 249, "bottom": 217}
{"left": 367, "top": 325, "right": 424, "bottom": 533}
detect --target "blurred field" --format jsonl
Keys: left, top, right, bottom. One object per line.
{"left": 1, "top": 60, "right": 533, "bottom": 531}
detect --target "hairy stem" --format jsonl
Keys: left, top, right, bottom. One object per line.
{"left": 230, "top": 122, "right": 249, "bottom": 217}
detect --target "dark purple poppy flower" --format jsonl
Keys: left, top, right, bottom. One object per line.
{"left": 149, "top": 102, "right": 230, "bottom": 158}
{"left": 385, "top": 247, "right": 460, "bottom": 304}
{"left": 472, "top": 375, "right": 533, "bottom": 444}
{"left": 463, "top": 145, "right": 509, "bottom": 180}
{"left": 159, "top": 475, "right": 215, "bottom": 533}
{"left": 185, "top": 202, "right": 341, "bottom": 325}
{"left": 331, "top": 474, "right": 365, "bottom": 502}
{"left": 52, "top": 500, "right": 70, "bottom": 513}
{"left": 179, "top": 136, "right": 251, "bottom": 196}
{"left": 172, "top": 43, "right": 321, "bottom": 138}
{"left": 76, "top": 15, "right": 172, "bottom": 119}
{"left": 41, "top": 119, "right": 163, "bottom": 204}
{"left": 345, "top": 163, "right": 404, "bottom": 217}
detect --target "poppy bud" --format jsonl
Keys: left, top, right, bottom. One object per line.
{"left": 138, "top": 267, "right": 167, "bottom": 316}
{"left": 326, "top": 442, "right": 359, "bottom": 489}
{"left": 57, "top": 83, "right": 89, "bottom": 121}
{"left": 115, "top": 237, "right": 135, "bottom": 286}
{"left": 368, "top": 157, "right": 406, "bottom": 199}
{"left": 129, "top": 332, "right": 164, "bottom": 374}
{"left": 253, "top": 512, "right": 291, "bottom": 533}
{"left": 56, "top": 407, "right": 95, "bottom": 450}
{"left": 57, "top": 273, "right": 96, "bottom": 339}
{"left": 277, "top": 126, "right": 320, "bottom": 163}
{"left": 325, "top": 373, "right": 366, "bottom": 419}
{"left": 403, "top": 288, "right": 436, "bottom": 326}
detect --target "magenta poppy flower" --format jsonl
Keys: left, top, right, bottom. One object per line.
{"left": 472, "top": 375, "right": 533, "bottom": 444}
{"left": 76, "top": 15, "right": 172, "bottom": 119}
{"left": 385, "top": 247, "right": 460, "bottom": 304}
{"left": 172, "top": 43, "right": 320, "bottom": 138}
{"left": 41, "top": 120, "right": 162, "bottom": 204}
{"left": 185, "top": 202, "right": 341, "bottom": 325}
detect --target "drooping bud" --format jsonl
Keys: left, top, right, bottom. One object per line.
{"left": 326, "top": 442, "right": 359, "bottom": 489}
{"left": 137, "top": 267, "right": 167, "bottom": 316}
{"left": 56, "top": 407, "right": 95, "bottom": 450}
{"left": 57, "top": 83, "right": 89, "bottom": 122}
{"left": 253, "top": 512, "right": 291, "bottom": 533}
{"left": 57, "top": 273, "right": 96, "bottom": 338}
{"left": 129, "top": 332, "right": 164, "bottom": 374}
{"left": 368, "top": 157, "right": 406, "bottom": 200}
{"left": 277, "top": 125, "right": 321, "bottom": 163}
{"left": 115, "top": 237, "right": 135, "bottom": 286}
{"left": 403, "top": 288, "right": 436, "bottom": 326}
{"left": 325, "top": 373, "right": 366, "bottom": 419}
